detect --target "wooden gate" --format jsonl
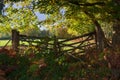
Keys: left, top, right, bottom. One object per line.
{"left": 57, "top": 32, "right": 96, "bottom": 55}
{"left": 12, "top": 30, "right": 96, "bottom": 55}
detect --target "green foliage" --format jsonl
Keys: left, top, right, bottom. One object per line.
{"left": 1, "top": 47, "right": 118, "bottom": 80}
{"left": 0, "top": 1, "right": 40, "bottom": 36}
{"left": 0, "top": 49, "right": 69, "bottom": 80}
{"left": 1, "top": 0, "right": 119, "bottom": 38}
{"left": 0, "top": 53, "right": 15, "bottom": 65}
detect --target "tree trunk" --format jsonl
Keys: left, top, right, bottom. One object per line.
{"left": 112, "top": 20, "right": 120, "bottom": 49}
{"left": 112, "top": 0, "right": 120, "bottom": 49}
{"left": 84, "top": 11, "right": 106, "bottom": 52}
{"left": 0, "top": 0, "right": 4, "bottom": 15}
{"left": 93, "top": 20, "right": 105, "bottom": 52}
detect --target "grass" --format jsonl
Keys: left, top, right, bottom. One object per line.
{"left": 0, "top": 40, "right": 41, "bottom": 47}
{"left": 0, "top": 40, "right": 12, "bottom": 47}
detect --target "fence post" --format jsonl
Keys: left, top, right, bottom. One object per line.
{"left": 54, "top": 36, "right": 57, "bottom": 53}
{"left": 94, "top": 31, "right": 98, "bottom": 49}
{"left": 12, "top": 29, "right": 19, "bottom": 52}
{"left": 44, "top": 37, "right": 49, "bottom": 49}
{"left": 53, "top": 36, "right": 59, "bottom": 55}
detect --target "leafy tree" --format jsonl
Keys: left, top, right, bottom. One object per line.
{"left": 1, "top": 0, "right": 120, "bottom": 50}
{"left": 0, "top": 1, "right": 40, "bottom": 36}
{"left": 37, "top": 0, "right": 120, "bottom": 50}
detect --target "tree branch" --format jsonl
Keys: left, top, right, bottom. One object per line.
{"left": 68, "top": 1, "right": 105, "bottom": 6}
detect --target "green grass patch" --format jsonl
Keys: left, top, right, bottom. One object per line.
{"left": 0, "top": 40, "right": 12, "bottom": 46}
{"left": 0, "top": 40, "right": 30, "bottom": 47}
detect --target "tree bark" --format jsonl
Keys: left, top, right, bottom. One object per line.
{"left": 112, "top": 20, "right": 120, "bottom": 48}
{"left": 0, "top": 0, "right": 4, "bottom": 15}
{"left": 112, "top": 0, "right": 120, "bottom": 49}
{"left": 93, "top": 20, "right": 105, "bottom": 51}
{"left": 84, "top": 11, "right": 106, "bottom": 52}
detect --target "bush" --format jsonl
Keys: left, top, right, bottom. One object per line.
{"left": 1, "top": 47, "right": 120, "bottom": 80}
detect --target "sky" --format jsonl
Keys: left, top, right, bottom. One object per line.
{"left": 35, "top": 12, "right": 46, "bottom": 21}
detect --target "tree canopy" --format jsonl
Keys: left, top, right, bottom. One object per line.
{"left": 1, "top": 0, "right": 120, "bottom": 31}
{"left": 0, "top": 0, "right": 120, "bottom": 49}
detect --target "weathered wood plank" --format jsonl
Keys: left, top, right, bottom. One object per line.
{"left": 59, "top": 31, "right": 95, "bottom": 43}
{"left": 60, "top": 38, "right": 94, "bottom": 47}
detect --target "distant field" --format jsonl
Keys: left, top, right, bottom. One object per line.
{"left": 0, "top": 40, "right": 12, "bottom": 47}
{"left": 0, "top": 40, "right": 32, "bottom": 47}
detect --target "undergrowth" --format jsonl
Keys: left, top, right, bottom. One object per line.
{"left": 0, "top": 47, "right": 120, "bottom": 80}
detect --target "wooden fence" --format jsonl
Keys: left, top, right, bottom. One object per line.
{"left": 12, "top": 30, "right": 97, "bottom": 55}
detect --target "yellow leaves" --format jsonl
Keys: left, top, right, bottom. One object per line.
{"left": 52, "top": 0, "right": 55, "bottom": 4}
{"left": 49, "top": 0, "right": 55, "bottom": 4}
{"left": 19, "top": 1, "right": 30, "bottom": 7}
{"left": 68, "top": 28, "right": 78, "bottom": 36}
